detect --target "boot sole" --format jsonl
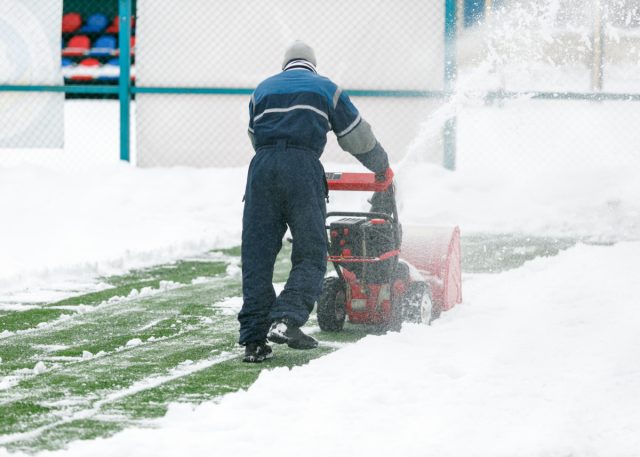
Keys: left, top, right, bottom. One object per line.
{"left": 268, "top": 334, "right": 317, "bottom": 350}
{"left": 287, "top": 339, "right": 318, "bottom": 350}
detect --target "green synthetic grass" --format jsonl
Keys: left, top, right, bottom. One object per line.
{"left": 0, "top": 246, "right": 367, "bottom": 453}
{"left": 0, "top": 234, "right": 576, "bottom": 453}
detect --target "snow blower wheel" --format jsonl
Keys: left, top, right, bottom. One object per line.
{"left": 317, "top": 276, "right": 347, "bottom": 331}
{"left": 401, "top": 282, "right": 435, "bottom": 324}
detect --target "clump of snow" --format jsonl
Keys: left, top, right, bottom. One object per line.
{"left": 125, "top": 339, "right": 143, "bottom": 348}
{"left": 213, "top": 296, "right": 244, "bottom": 316}
{"left": 32, "top": 362, "right": 47, "bottom": 374}
{"left": 81, "top": 351, "right": 93, "bottom": 360}
{"left": 225, "top": 263, "right": 242, "bottom": 279}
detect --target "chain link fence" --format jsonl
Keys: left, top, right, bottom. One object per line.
{"left": 439, "top": 0, "right": 640, "bottom": 176}
{"left": 1, "top": 0, "right": 639, "bottom": 173}
{"left": 0, "top": 1, "right": 64, "bottom": 150}
{"left": 0, "top": 0, "right": 131, "bottom": 169}
{"left": 133, "top": 0, "right": 447, "bottom": 167}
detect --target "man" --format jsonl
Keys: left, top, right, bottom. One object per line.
{"left": 239, "top": 41, "right": 392, "bottom": 362}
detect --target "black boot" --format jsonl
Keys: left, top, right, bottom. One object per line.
{"left": 267, "top": 319, "right": 318, "bottom": 350}
{"left": 243, "top": 340, "right": 273, "bottom": 363}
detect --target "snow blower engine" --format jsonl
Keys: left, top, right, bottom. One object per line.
{"left": 317, "top": 171, "right": 462, "bottom": 332}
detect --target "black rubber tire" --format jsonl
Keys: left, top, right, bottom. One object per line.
{"left": 402, "top": 282, "right": 434, "bottom": 324}
{"left": 384, "top": 262, "right": 410, "bottom": 333}
{"left": 317, "top": 277, "right": 347, "bottom": 332}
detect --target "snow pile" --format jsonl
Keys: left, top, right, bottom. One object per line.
{"left": 0, "top": 163, "right": 245, "bottom": 303}
{"left": 395, "top": 160, "right": 640, "bottom": 241}
{"left": 2, "top": 141, "right": 639, "bottom": 304}
{"left": 18, "top": 241, "right": 639, "bottom": 457}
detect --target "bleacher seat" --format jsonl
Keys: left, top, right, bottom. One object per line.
{"left": 79, "top": 13, "right": 109, "bottom": 34}
{"left": 61, "top": 58, "right": 75, "bottom": 79}
{"left": 60, "top": 12, "right": 136, "bottom": 87}
{"left": 62, "top": 35, "right": 90, "bottom": 57}
{"left": 62, "top": 13, "right": 82, "bottom": 33}
{"left": 89, "top": 35, "right": 117, "bottom": 57}
{"left": 70, "top": 58, "right": 101, "bottom": 81}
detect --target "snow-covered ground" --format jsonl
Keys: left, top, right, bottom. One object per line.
{"left": 1, "top": 94, "right": 639, "bottom": 456}
{"left": 13, "top": 241, "right": 639, "bottom": 457}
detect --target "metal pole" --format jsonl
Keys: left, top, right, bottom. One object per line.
{"left": 591, "top": 0, "right": 604, "bottom": 92}
{"left": 444, "top": 0, "right": 458, "bottom": 170}
{"left": 485, "top": 0, "right": 494, "bottom": 20}
{"left": 118, "top": 0, "right": 132, "bottom": 162}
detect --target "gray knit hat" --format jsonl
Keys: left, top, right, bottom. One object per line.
{"left": 282, "top": 40, "right": 317, "bottom": 69}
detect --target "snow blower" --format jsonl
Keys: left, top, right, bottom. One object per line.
{"left": 316, "top": 171, "right": 462, "bottom": 332}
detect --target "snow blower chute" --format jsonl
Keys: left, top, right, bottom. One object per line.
{"left": 316, "top": 171, "right": 461, "bottom": 332}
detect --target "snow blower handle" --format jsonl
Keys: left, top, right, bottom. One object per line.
{"left": 326, "top": 168, "right": 394, "bottom": 192}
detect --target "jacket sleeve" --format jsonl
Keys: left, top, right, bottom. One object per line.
{"left": 330, "top": 87, "right": 389, "bottom": 174}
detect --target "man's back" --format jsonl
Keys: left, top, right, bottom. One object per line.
{"left": 249, "top": 68, "right": 358, "bottom": 156}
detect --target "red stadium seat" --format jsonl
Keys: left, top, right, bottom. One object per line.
{"left": 62, "top": 35, "right": 91, "bottom": 57}
{"left": 62, "top": 13, "right": 82, "bottom": 33}
{"left": 70, "top": 58, "right": 101, "bottom": 81}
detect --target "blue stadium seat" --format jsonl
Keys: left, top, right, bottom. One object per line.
{"left": 89, "top": 35, "right": 117, "bottom": 57}
{"left": 79, "top": 13, "right": 109, "bottom": 33}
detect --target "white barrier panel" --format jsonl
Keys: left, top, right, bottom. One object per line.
{"left": 135, "top": 0, "right": 445, "bottom": 167}
{"left": 0, "top": 0, "right": 64, "bottom": 148}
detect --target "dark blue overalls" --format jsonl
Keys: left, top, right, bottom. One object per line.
{"left": 238, "top": 64, "right": 387, "bottom": 345}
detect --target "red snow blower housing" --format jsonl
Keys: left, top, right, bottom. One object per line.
{"left": 317, "top": 171, "right": 462, "bottom": 332}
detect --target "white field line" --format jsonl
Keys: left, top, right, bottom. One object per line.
{"left": 0, "top": 324, "right": 202, "bottom": 396}
{"left": 0, "top": 281, "right": 189, "bottom": 342}
{"left": 0, "top": 351, "right": 239, "bottom": 445}
{"left": 0, "top": 284, "right": 241, "bottom": 396}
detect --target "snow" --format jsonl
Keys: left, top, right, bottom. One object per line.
{"left": 0, "top": 159, "right": 246, "bottom": 304}
{"left": 0, "top": 101, "right": 638, "bottom": 457}
{"left": 10, "top": 241, "right": 638, "bottom": 457}
{"left": 2, "top": 3, "right": 640, "bottom": 450}
{"left": 1, "top": 97, "right": 639, "bottom": 456}
{"left": 2, "top": 100, "right": 638, "bottom": 306}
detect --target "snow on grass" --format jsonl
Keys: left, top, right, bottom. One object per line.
{"left": 16, "top": 241, "right": 639, "bottom": 457}
{"left": 0, "top": 352, "right": 238, "bottom": 449}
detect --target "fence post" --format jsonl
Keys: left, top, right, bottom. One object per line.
{"left": 118, "top": 0, "right": 132, "bottom": 162}
{"left": 444, "top": 0, "right": 458, "bottom": 170}
{"left": 591, "top": 0, "right": 604, "bottom": 92}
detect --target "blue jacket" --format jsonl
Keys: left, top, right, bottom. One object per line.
{"left": 248, "top": 62, "right": 389, "bottom": 173}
